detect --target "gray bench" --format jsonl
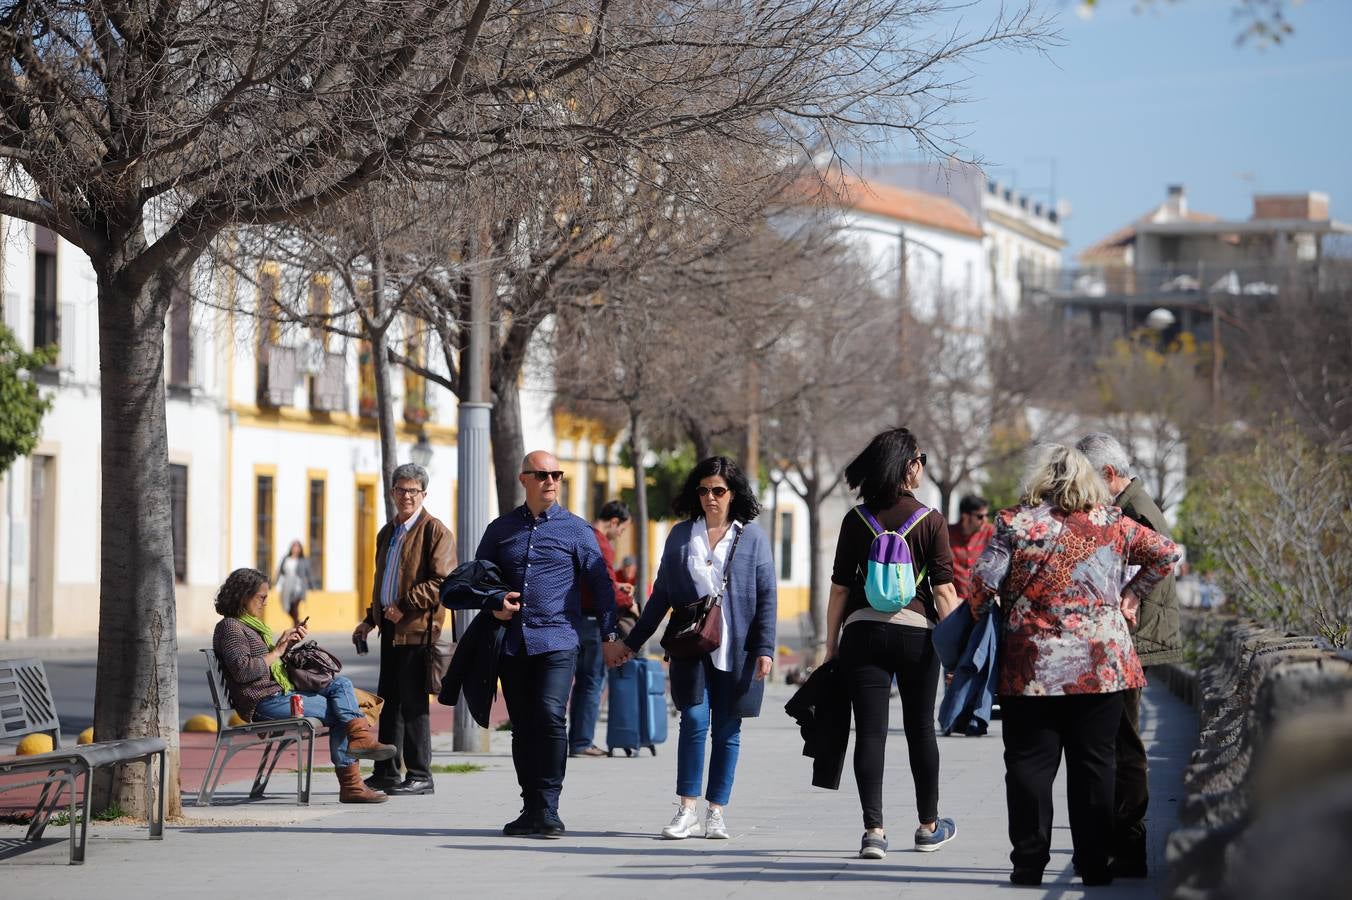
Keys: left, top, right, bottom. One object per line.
{"left": 0, "top": 657, "right": 165, "bottom": 864}
{"left": 198, "top": 648, "right": 327, "bottom": 806}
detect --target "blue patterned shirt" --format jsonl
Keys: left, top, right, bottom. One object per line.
{"left": 475, "top": 503, "right": 617, "bottom": 656}
{"left": 380, "top": 508, "right": 421, "bottom": 607}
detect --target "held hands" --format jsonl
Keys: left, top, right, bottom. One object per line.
{"left": 603, "top": 641, "right": 632, "bottom": 668}
{"left": 493, "top": 592, "right": 522, "bottom": 622}
{"left": 753, "top": 655, "right": 773, "bottom": 681}
{"left": 1121, "top": 589, "right": 1140, "bottom": 628}
{"left": 618, "top": 583, "right": 635, "bottom": 597}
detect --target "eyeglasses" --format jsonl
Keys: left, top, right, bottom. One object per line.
{"left": 967, "top": 511, "right": 988, "bottom": 520}
{"left": 696, "top": 486, "right": 729, "bottom": 498}
{"left": 911, "top": 453, "right": 928, "bottom": 468}
{"left": 522, "top": 470, "right": 565, "bottom": 482}
{"left": 392, "top": 487, "right": 425, "bottom": 498}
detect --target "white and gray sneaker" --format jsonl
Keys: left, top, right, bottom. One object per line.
{"left": 661, "top": 806, "right": 701, "bottom": 840}
{"left": 705, "top": 807, "right": 729, "bottom": 840}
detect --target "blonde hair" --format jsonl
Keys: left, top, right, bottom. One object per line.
{"left": 1021, "top": 443, "right": 1111, "bottom": 513}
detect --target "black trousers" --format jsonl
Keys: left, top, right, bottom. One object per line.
{"left": 839, "top": 621, "right": 941, "bottom": 830}
{"left": 1113, "top": 683, "right": 1148, "bottom": 862}
{"left": 1001, "top": 692, "right": 1124, "bottom": 874}
{"left": 373, "top": 624, "right": 432, "bottom": 780}
{"left": 499, "top": 647, "right": 577, "bottom": 813}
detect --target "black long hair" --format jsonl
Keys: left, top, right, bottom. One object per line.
{"left": 672, "top": 456, "right": 761, "bottom": 522}
{"left": 844, "top": 427, "right": 921, "bottom": 509}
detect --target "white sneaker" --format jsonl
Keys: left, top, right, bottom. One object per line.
{"left": 661, "top": 806, "right": 701, "bottom": 839}
{"left": 704, "top": 807, "right": 729, "bottom": 840}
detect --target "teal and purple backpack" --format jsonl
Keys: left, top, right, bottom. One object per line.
{"left": 855, "top": 505, "right": 932, "bottom": 613}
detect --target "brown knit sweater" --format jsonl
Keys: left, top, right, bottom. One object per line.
{"left": 212, "top": 617, "right": 284, "bottom": 721}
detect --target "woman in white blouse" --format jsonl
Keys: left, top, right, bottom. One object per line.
{"left": 621, "top": 456, "right": 778, "bottom": 840}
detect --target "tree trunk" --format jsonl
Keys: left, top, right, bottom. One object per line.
{"left": 628, "top": 407, "right": 649, "bottom": 613}
{"left": 489, "top": 375, "right": 525, "bottom": 514}
{"left": 937, "top": 479, "right": 954, "bottom": 522}
{"left": 92, "top": 268, "right": 181, "bottom": 818}
{"left": 371, "top": 324, "right": 398, "bottom": 520}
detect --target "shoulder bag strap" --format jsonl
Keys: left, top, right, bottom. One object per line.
{"left": 712, "top": 524, "right": 745, "bottom": 605}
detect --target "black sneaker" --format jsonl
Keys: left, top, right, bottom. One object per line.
{"left": 1009, "top": 867, "right": 1043, "bottom": 886}
{"left": 503, "top": 809, "right": 540, "bottom": 837}
{"left": 537, "top": 808, "right": 566, "bottom": 839}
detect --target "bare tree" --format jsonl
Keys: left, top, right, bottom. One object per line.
{"left": 0, "top": 0, "right": 1051, "bottom": 814}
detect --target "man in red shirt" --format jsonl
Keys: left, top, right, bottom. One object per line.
{"left": 569, "top": 500, "right": 635, "bottom": 757}
{"left": 948, "top": 494, "right": 994, "bottom": 606}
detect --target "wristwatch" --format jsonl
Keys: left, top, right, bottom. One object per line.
{"left": 602, "top": 632, "right": 620, "bottom": 643}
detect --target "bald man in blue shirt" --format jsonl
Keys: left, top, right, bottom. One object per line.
{"left": 477, "top": 449, "right": 626, "bottom": 838}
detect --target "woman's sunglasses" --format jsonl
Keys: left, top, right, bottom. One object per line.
{"left": 696, "top": 486, "right": 730, "bottom": 498}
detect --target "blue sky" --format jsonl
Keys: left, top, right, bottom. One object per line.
{"left": 892, "top": 0, "right": 1352, "bottom": 257}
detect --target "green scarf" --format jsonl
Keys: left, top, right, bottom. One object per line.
{"left": 236, "top": 613, "right": 294, "bottom": 693}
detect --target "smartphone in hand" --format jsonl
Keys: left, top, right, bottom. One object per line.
{"left": 354, "top": 633, "right": 369, "bottom": 655}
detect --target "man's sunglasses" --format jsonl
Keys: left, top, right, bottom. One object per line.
{"left": 522, "top": 469, "right": 565, "bottom": 482}
{"left": 696, "top": 486, "right": 729, "bottom": 498}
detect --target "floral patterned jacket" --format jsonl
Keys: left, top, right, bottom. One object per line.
{"left": 970, "top": 502, "right": 1180, "bottom": 697}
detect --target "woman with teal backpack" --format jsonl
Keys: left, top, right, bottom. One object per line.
{"left": 825, "top": 427, "right": 963, "bottom": 860}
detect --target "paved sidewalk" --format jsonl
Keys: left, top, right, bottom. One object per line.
{"left": 1, "top": 678, "right": 1194, "bottom": 897}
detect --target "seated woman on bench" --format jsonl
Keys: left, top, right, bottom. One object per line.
{"left": 211, "top": 567, "right": 395, "bottom": 804}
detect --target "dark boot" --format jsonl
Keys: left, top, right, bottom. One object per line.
{"left": 346, "top": 718, "right": 397, "bottom": 761}
{"left": 337, "top": 763, "right": 388, "bottom": 803}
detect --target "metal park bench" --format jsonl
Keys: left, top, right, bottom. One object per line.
{"left": 198, "top": 648, "right": 327, "bottom": 806}
{"left": 0, "top": 657, "right": 165, "bottom": 864}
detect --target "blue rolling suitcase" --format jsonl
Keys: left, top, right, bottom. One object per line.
{"left": 606, "top": 657, "right": 668, "bottom": 757}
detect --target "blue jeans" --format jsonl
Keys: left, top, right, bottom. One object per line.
{"left": 254, "top": 675, "right": 363, "bottom": 767}
{"left": 567, "top": 617, "right": 605, "bottom": 753}
{"left": 500, "top": 648, "right": 578, "bottom": 812}
{"left": 677, "top": 665, "right": 742, "bottom": 806}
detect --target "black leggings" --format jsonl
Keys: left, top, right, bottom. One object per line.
{"left": 839, "top": 620, "right": 940, "bottom": 830}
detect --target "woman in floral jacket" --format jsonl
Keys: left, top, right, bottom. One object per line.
{"left": 970, "top": 444, "right": 1179, "bottom": 888}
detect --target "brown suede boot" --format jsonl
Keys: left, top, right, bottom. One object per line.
{"left": 337, "top": 763, "right": 388, "bottom": 803}
{"left": 345, "top": 718, "right": 397, "bottom": 761}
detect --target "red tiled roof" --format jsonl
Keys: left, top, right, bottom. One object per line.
{"left": 800, "top": 172, "right": 984, "bottom": 239}
{"left": 1077, "top": 207, "right": 1219, "bottom": 264}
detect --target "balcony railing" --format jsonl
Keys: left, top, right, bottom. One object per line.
{"left": 1022, "top": 261, "right": 1347, "bottom": 308}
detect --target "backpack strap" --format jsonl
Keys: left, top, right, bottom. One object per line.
{"left": 854, "top": 505, "right": 886, "bottom": 535}
{"left": 897, "top": 506, "right": 931, "bottom": 538}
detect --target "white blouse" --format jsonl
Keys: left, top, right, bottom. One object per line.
{"left": 687, "top": 518, "right": 741, "bottom": 673}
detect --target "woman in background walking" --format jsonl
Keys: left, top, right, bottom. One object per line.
{"left": 276, "top": 539, "right": 313, "bottom": 628}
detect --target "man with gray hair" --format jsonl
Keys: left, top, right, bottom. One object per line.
{"left": 1075, "top": 432, "right": 1181, "bottom": 878}
{"left": 352, "top": 462, "right": 457, "bottom": 796}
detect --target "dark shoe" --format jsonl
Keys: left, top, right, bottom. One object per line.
{"left": 336, "top": 763, "right": 388, "bottom": 804}
{"left": 1110, "top": 857, "right": 1148, "bottom": 879}
{"left": 569, "top": 745, "right": 607, "bottom": 758}
{"left": 363, "top": 772, "right": 401, "bottom": 792}
{"left": 386, "top": 777, "right": 435, "bottom": 796}
{"left": 1080, "top": 867, "right": 1114, "bottom": 887}
{"left": 1009, "top": 867, "right": 1043, "bottom": 886}
{"left": 537, "top": 808, "right": 566, "bottom": 839}
{"left": 503, "top": 809, "right": 540, "bottom": 837}
{"left": 859, "top": 832, "right": 887, "bottom": 859}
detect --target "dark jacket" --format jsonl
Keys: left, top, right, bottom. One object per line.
{"left": 1115, "top": 479, "right": 1182, "bottom": 666}
{"left": 783, "top": 660, "right": 850, "bottom": 790}
{"left": 624, "top": 519, "right": 777, "bottom": 718}
{"left": 362, "top": 511, "right": 457, "bottom": 646}
{"left": 933, "top": 605, "right": 998, "bottom": 735}
{"left": 437, "top": 560, "right": 514, "bottom": 727}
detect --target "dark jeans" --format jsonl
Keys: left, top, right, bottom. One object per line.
{"left": 567, "top": 617, "right": 605, "bottom": 753}
{"left": 1113, "top": 683, "right": 1148, "bottom": 862}
{"left": 839, "top": 620, "right": 941, "bottom": 830}
{"left": 374, "top": 624, "right": 432, "bottom": 781}
{"left": 500, "top": 647, "right": 578, "bottom": 813}
{"left": 1001, "top": 691, "right": 1124, "bottom": 875}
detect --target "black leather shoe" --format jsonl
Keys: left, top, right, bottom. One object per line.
{"left": 1110, "top": 857, "right": 1148, "bottom": 879}
{"left": 386, "top": 777, "right": 435, "bottom": 796}
{"left": 1009, "top": 867, "right": 1043, "bottom": 886}
{"left": 503, "top": 809, "right": 540, "bottom": 837}
{"left": 537, "top": 808, "right": 566, "bottom": 839}
{"left": 1080, "top": 867, "right": 1114, "bottom": 887}
{"left": 363, "top": 773, "right": 401, "bottom": 792}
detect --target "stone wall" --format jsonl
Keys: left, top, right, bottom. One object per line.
{"left": 1164, "top": 617, "right": 1352, "bottom": 899}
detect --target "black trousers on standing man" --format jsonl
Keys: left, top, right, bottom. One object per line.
{"left": 373, "top": 624, "right": 432, "bottom": 782}
{"left": 1112, "top": 683, "right": 1149, "bottom": 869}
{"left": 1001, "top": 691, "right": 1124, "bottom": 878}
